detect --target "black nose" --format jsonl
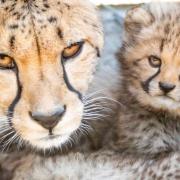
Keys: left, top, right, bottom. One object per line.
{"left": 30, "top": 106, "right": 66, "bottom": 130}
{"left": 159, "top": 82, "right": 176, "bottom": 94}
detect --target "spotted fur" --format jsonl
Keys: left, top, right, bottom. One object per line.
{"left": 115, "top": 2, "right": 180, "bottom": 156}
{"left": 0, "top": 0, "right": 104, "bottom": 151}
{"left": 6, "top": 151, "right": 180, "bottom": 180}
{"left": 2, "top": 3, "right": 180, "bottom": 180}
{"left": 3, "top": 2, "right": 180, "bottom": 180}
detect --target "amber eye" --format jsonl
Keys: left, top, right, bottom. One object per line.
{"left": 148, "top": 55, "right": 161, "bottom": 68}
{"left": 62, "top": 41, "right": 84, "bottom": 60}
{"left": 0, "top": 54, "right": 15, "bottom": 70}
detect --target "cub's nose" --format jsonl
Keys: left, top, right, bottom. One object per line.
{"left": 159, "top": 82, "right": 176, "bottom": 94}
{"left": 29, "top": 106, "right": 66, "bottom": 130}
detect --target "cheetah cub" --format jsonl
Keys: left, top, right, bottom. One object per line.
{"left": 115, "top": 2, "right": 180, "bottom": 156}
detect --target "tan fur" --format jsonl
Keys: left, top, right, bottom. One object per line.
{"left": 4, "top": 2, "right": 180, "bottom": 180}
{"left": 110, "top": 2, "right": 180, "bottom": 156}
{"left": 0, "top": 0, "right": 103, "bottom": 151}
{"left": 2, "top": 3, "right": 180, "bottom": 180}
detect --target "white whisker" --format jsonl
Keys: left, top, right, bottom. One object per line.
{"left": 0, "top": 130, "right": 14, "bottom": 142}
{"left": 2, "top": 133, "right": 18, "bottom": 152}
{"left": 83, "top": 89, "right": 105, "bottom": 100}
{"left": 0, "top": 128, "right": 11, "bottom": 135}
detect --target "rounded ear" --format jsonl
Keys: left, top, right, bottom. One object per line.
{"left": 125, "top": 5, "right": 154, "bottom": 34}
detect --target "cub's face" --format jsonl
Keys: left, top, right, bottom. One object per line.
{"left": 0, "top": 0, "right": 103, "bottom": 150}
{"left": 122, "top": 3, "right": 180, "bottom": 115}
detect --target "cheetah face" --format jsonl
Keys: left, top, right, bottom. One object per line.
{"left": 121, "top": 3, "right": 180, "bottom": 115}
{"left": 0, "top": 0, "right": 103, "bottom": 150}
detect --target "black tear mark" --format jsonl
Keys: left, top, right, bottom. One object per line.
{"left": 7, "top": 62, "right": 22, "bottom": 126}
{"left": 61, "top": 56, "right": 82, "bottom": 100}
{"left": 141, "top": 68, "right": 161, "bottom": 93}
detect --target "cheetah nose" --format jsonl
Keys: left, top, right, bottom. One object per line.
{"left": 29, "top": 106, "right": 66, "bottom": 130}
{"left": 159, "top": 82, "right": 176, "bottom": 94}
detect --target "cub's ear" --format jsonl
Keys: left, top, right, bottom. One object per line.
{"left": 124, "top": 5, "right": 154, "bottom": 34}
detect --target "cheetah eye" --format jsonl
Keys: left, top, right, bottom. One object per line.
{"left": 62, "top": 41, "right": 84, "bottom": 60}
{"left": 148, "top": 55, "right": 161, "bottom": 68}
{"left": 0, "top": 54, "right": 15, "bottom": 70}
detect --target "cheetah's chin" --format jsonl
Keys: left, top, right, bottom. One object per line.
{"left": 32, "top": 134, "right": 70, "bottom": 150}
{"left": 153, "top": 96, "right": 180, "bottom": 111}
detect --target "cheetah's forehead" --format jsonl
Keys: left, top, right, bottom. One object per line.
{"left": 0, "top": 0, "right": 103, "bottom": 56}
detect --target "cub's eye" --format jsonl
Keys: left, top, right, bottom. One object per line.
{"left": 62, "top": 41, "right": 84, "bottom": 60}
{"left": 148, "top": 55, "right": 161, "bottom": 68}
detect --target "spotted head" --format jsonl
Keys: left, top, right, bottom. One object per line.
{"left": 120, "top": 3, "right": 180, "bottom": 115}
{"left": 0, "top": 0, "right": 103, "bottom": 151}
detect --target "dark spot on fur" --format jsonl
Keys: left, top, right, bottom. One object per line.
{"left": 9, "top": 36, "right": 15, "bottom": 49}
{"left": 5, "top": 6, "right": 9, "bottom": 11}
{"left": 133, "top": 60, "right": 141, "bottom": 66}
{"left": 162, "top": 165, "right": 169, "bottom": 171}
{"left": 38, "top": 19, "right": 43, "bottom": 23}
{"left": 12, "top": 12, "right": 19, "bottom": 16}
{"left": 48, "top": 17, "right": 57, "bottom": 23}
{"left": 41, "top": 25, "right": 47, "bottom": 29}
{"left": 83, "top": 19, "right": 88, "bottom": 23}
{"left": 167, "top": 173, "right": 173, "bottom": 177}
{"left": 64, "top": 3, "right": 70, "bottom": 9}
{"left": 9, "top": 24, "right": 19, "bottom": 29}
{"left": 160, "top": 39, "right": 165, "bottom": 52}
{"left": 21, "top": 5, "right": 26, "bottom": 9}
{"left": 22, "top": 15, "right": 26, "bottom": 20}
{"left": 41, "top": 8, "right": 47, "bottom": 12}
{"left": 164, "top": 24, "right": 170, "bottom": 34}
{"left": 44, "top": 4, "right": 50, "bottom": 8}
{"left": 57, "top": 28, "right": 63, "bottom": 39}
{"left": 92, "top": 24, "right": 98, "bottom": 28}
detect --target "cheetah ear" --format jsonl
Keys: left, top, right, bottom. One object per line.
{"left": 124, "top": 6, "right": 154, "bottom": 34}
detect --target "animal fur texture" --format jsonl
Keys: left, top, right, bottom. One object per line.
{"left": 0, "top": 0, "right": 120, "bottom": 179}
{"left": 0, "top": 0, "right": 107, "bottom": 152}
{"left": 2, "top": 2, "right": 180, "bottom": 180}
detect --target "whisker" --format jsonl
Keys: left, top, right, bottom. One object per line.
{"left": 84, "top": 96, "right": 122, "bottom": 106}
{"left": 66, "top": 136, "right": 75, "bottom": 148}
{"left": 84, "top": 108, "right": 113, "bottom": 113}
{"left": 0, "top": 130, "right": 14, "bottom": 142}
{"left": 2, "top": 133, "right": 18, "bottom": 152}
{"left": 81, "top": 122, "right": 93, "bottom": 129}
{"left": 16, "top": 136, "right": 24, "bottom": 150}
{"left": 83, "top": 117, "right": 105, "bottom": 121}
{"left": 78, "top": 127, "right": 89, "bottom": 136}
{"left": 0, "top": 128, "right": 12, "bottom": 135}
{"left": 83, "top": 113, "right": 110, "bottom": 117}
{"left": 83, "top": 89, "right": 106, "bottom": 100}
